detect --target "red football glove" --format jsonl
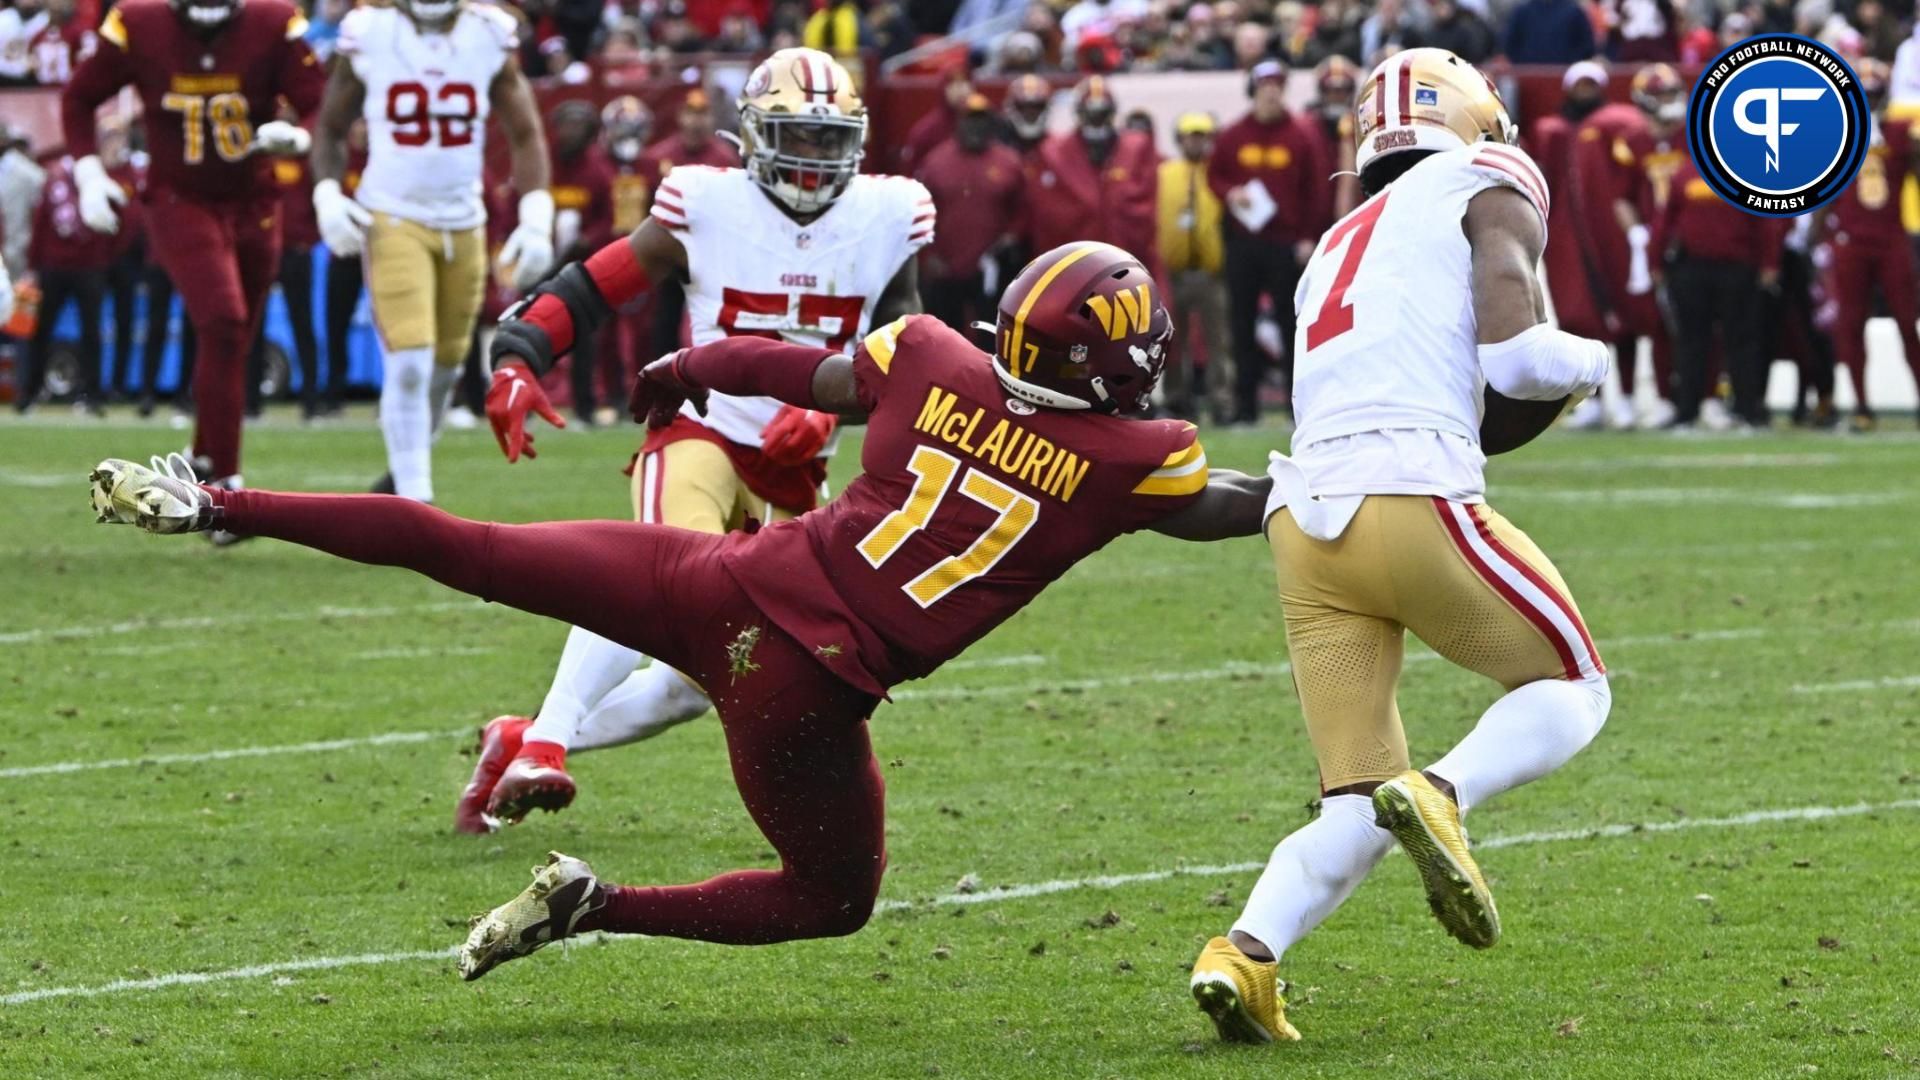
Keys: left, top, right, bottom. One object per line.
{"left": 759, "top": 405, "right": 837, "bottom": 466}
{"left": 630, "top": 348, "right": 711, "bottom": 429}
{"left": 485, "top": 360, "right": 565, "bottom": 463}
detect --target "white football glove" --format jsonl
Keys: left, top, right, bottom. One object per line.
{"left": 73, "top": 155, "right": 126, "bottom": 235}
{"left": 251, "top": 120, "right": 311, "bottom": 157}
{"left": 1624, "top": 223, "right": 1652, "bottom": 297}
{"left": 498, "top": 189, "right": 556, "bottom": 291}
{"left": 313, "top": 178, "right": 372, "bottom": 257}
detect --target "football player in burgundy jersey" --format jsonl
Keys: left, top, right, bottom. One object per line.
{"left": 62, "top": 0, "right": 325, "bottom": 537}
{"left": 90, "top": 240, "right": 1270, "bottom": 975}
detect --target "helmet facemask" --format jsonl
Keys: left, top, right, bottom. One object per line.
{"left": 740, "top": 109, "right": 867, "bottom": 216}
{"left": 171, "top": 0, "right": 240, "bottom": 31}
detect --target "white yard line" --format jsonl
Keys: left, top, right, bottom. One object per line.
{"left": 1502, "top": 488, "right": 1908, "bottom": 509}
{"left": 5, "top": 797, "right": 1915, "bottom": 1008}
{"left": 0, "top": 600, "right": 491, "bottom": 646}
{"left": 0, "top": 623, "right": 1887, "bottom": 783}
{"left": 0, "top": 729, "right": 471, "bottom": 780}
{"left": 1790, "top": 674, "right": 1920, "bottom": 694}
{"left": 352, "top": 646, "right": 502, "bottom": 661}
{"left": 939, "top": 653, "right": 1048, "bottom": 671}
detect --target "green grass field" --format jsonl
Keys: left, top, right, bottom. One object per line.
{"left": 2, "top": 412, "right": 1917, "bottom": 1079}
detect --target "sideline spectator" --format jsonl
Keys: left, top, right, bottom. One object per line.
{"left": 1156, "top": 112, "right": 1227, "bottom": 422}
{"left": 1023, "top": 78, "right": 1158, "bottom": 275}
{"left": 27, "top": 0, "right": 90, "bottom": 85}
{"left": 1060, "top": 0, "right": 1151, "bottom": 53}
{"left": 1413, "top": 0, "right": 1497, "bottom": 63}
{"left": 0, "top": 125, "right": 43, "bottom": 281}
{"left": 903, "top": 71, "right": 974, "bottom": 174}
{"left": 0, "top": 0, "right": 48, "bottom": 87}
{"left": 1503, "top": 0, "right": 1597, "bottom": 63}
{"left": 1358, "top": 0, "right": 1418, "bottom": 64}
{"left": 913, "top": 93, "right": 1024, "bottom": 331}
{"left": 23, "top": 143, "right": 129, "bottom": 414}
{"left": 1208, "top": 59, "right": 1320, "bottom": 422}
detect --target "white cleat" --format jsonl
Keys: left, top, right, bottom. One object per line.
{"left": 1606, "top": 395, "right": 1637, "bottom": 430}
{"left": 1639, "top": 397, "right": 1677, "bottom": 430}
{"left": 89, "top": 454, "right": 215, "bottom": 534}
{"left": 459, "top": 851, "right": 605, "bottom": 982}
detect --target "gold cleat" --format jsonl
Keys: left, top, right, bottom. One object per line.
{"left": 458, "top": 851, "right": 604, "bottom": 981}
{"left": 1373, "top": 771, "right": 1500, "bottom": 949}
{"left": 1189, "top": 936, "right": 1301, "bottom": 1044}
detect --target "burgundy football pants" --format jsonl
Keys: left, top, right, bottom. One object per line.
{"left": 215, "top": 490, "right": 889, "bottom": 944}
{"left": 1830, "top": 237, "right": 1920, "bottom": 414}
{"left": 147, "top": 192, "right": 281, "bottom": 480}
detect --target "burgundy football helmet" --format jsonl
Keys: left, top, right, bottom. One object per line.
{"left": 988, "top": 242, "right": 1172, "bottom": 415}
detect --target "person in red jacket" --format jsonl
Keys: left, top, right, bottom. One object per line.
{"left": 1023, "top": 77, "right": 1158, "bottom": 273}
{"left": 1816, "top": 59, "right": 1920, "bottom": 431}
{"left": 546, "top": 99, "right": 618, "bottom": 426}
{"left": 22, "top": 151, "right": 129, "bottom": 413}
{"left": 1568, "top": 66, "right": 1679, "bottom": 427}
{"left": 1528, "top": 62, "right": 1609, "bottom": 365}
{"left": 61, "top": 0, "right": 325, "bottom": 522}
{"left": 262, "top": 103, "right": 322, "bottom": 420}
{"left": 1296, "top": 56, "right": 1360, "bottom": 239}
{"left": 1654, "top": 156, "right": 1786, "bottom": 429}
{"left": 912, "top": 93, "right": 1026, "bottom": 332}
{"left": 1207, "top": 58, "right": 1324, "bottom": 423}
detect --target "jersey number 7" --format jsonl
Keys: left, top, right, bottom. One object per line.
{"left": 857, "top": 445, "right": 1039, "bottom": 608}
{"left": 1304, "top": 191, "right": 1391, "bottom": 352}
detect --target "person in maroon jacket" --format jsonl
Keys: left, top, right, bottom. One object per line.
{"left": 1654, "top": 157, "right": 1785, "bottom": 429}
{"left": 1207, "top": 58, "right": 1324, "bottom": 423}
{"left": 256, "top": 147, "right": 322, "bottom": 420}
{"left": 1816, "top": 59, "right": 1920, "bottom": 431}
{"left": 912, "top": 93, "right": 1025, "bottom": 332}
{"left": 1023, "top": 77, "right": 1158, "bottom": 284}
{"left": 1297, "top": 56, "right": 1360, "bottom": 239}
{"left": 62, "top": 0, "right": 325, "bottom": 520}
{"left": 899, "top": 68, "right": 971, "bottom": 174}
{"left": 1527, "top": 62, "right": 1609, "bottom": 353}
{"left": 22, "top": 152, "right": 129, "bottom": 413}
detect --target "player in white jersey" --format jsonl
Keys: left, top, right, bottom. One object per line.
{"left": 1188, "top": 49, "right": 1615, "bottom": 1044}
{"left": 450, "top": 47, "right": 931, "bottom": 833}
{"left": 310, "top": 0, "right": 554, "bottom": 503}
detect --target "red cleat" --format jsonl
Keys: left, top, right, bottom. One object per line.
{"left": 487, "top": 741, "right": 577, "bottom": 825}
{"left": 454, "top": 716, "right": 531, "bottom": 835}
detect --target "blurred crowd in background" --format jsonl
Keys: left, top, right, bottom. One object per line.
{"left": 5, "top": 0, "right": 1920, "bottom": 431}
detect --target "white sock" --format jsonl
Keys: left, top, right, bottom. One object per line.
{"left": 525, "top": 626, "right": 645, "bottom": 750}
{"left": 573, "top": 662, "right": 713, "bottom": 752}
{"left": 1428, "top": 674, "right": 1611, "bottom": 814}
{"left": 428, "top": 363, "right": 458, "bottom": 436}
{"left": 379, "top": 346, "right": 436, "bottom": 502}
{"left": 1231, "top": 794, "right": 1395, "bottom": 960}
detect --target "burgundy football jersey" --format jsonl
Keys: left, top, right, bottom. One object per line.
{"left": 724, "top": 314, "right": 1209, "bottom": 696}
{"left": 61, "top": 0, "right": 325, "bottom": 202}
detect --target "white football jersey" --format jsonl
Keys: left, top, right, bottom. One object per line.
{"left": 1286, "top": 142, "right": 1551, "bottom": 500}
{"left": 339, "top": 3, "right": 519, "bottom": 231}
{"left": 652, "top": 166, "right": 935, "bottom": 450}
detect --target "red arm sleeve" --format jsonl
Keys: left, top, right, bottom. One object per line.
{"left": 61, "top": 43, "right": 132, "bottom": 159}
{"left": 676, "top": 336, "right": 839, "bottom": 408}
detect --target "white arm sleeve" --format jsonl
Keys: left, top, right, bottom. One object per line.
{"left": 1479, "top": 322, "right": 1611, "bottom": 401}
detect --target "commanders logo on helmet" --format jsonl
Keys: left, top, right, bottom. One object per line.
{"left": 990, "top": 242, "right": 1172, "bottom": 415}
{"left": 1353, "top": 48, "right": 1516, "bottom": 178}
{"left": 1631, "top": 63, "right": 1686, "bottom": 123}
{"left": 734, "top": 47, "right": 867, "bottom": 215}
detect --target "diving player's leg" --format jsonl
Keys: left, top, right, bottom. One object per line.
{"left": 1384, "top": 497, "right": 1610, "bottom": 944}
{"left": 462, "top": 626, "right": 885, "bottom": 978}
{"left": 367, "top": 215, "right": 440, "bottom": 501}
{"left": 576, "top": 630, "right": 887, "bottom": 943}
{"left": 1198, "top": 509, "right": 1399, "bottom": 1044}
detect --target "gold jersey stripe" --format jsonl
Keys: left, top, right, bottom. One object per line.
{"left": 99, "top": 8, "right": 127, "bottom": 47}
{"left": 863, "top": 315, "right": 910, "bottom": 374}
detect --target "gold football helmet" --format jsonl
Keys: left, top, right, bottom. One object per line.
{"left": 1353, "top": 48, "right": 1516, "bottom": 178}
{"left": 735, "top": 47, "right": 868, "bottom": 215}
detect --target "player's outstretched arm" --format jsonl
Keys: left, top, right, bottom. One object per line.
{"left": 630, "top": 341, "right": 864, "bottom": 429}
{"left": 1468, "top": 187, "right": 1609, "bottom": 452}
{"left": 1146, "top": 469, "right": 1273, "bottom": 542}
